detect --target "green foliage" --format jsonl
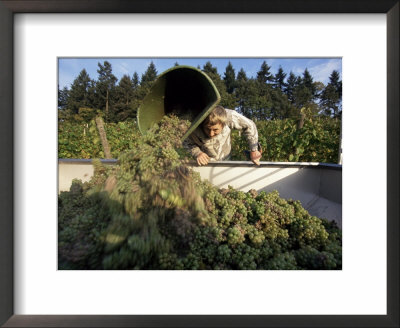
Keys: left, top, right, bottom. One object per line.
{"left": 58, "top": 120, "right": 140, "bottom": 159}
{"left": 77, "top": 107, "right": 98, "bottom": 122}
{"left": 104, "top": 121, "right": 141, "bottom": 158}
{"left": 59, "top": 120, "right": 100, "bottom": 158}
{"left": 58, "top": 116, "right": 342, "bottom": 270}
{"left": 230, "top": 116, "right": 340, "bottom": 163}
{"left": 58, "top": 180, "right": 112, "bottom": 269}
{"left": 59, "top": 116, "right": 340, "bottom": 163}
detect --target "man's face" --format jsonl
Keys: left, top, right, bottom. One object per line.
{"left": 203, "top": 123, "right": 223, "bottom": 138}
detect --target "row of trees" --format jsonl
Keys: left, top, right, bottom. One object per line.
{"left": 58, "top": 60, "right": 342, "bottom": 123}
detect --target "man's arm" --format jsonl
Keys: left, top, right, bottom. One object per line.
{"left": 182, "top": 134, "right": 210, "bottom": 165}
{"left": 226, "top": 109, "right": 259, "bottom": 151}
{"left": 182, "top": 135, "right": 202, "bottom": 158}
{"left": 226, "top": 109, "right": 262, "bottom": 164}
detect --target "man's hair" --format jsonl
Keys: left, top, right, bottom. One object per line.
{"left": 202, "top": 105, "right": 227, "bottom": 127}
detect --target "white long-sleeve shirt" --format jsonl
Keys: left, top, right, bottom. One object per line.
{"left": 183, "top": 108, "right": 259, "bottom": 161}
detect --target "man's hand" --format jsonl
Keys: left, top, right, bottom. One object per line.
{"left": 196, "top": 152, "right": 210, "bottom": 166}
{"left": 250, "top": 150, "right": 262, "bottom": 165}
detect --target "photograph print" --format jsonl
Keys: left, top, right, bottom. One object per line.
{"left": 58, "top": 57, "right": 342, "bottom": 270}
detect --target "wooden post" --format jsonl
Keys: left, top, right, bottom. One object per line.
{"left": 105, "top": 90, "right": 109, "bottom": 114}
{"left": 297, "top": 112, "right": 306, "bottom": 130}
{"left": 95, "top": 116, "right": 112, "bottom": 159}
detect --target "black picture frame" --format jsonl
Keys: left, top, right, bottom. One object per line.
{"left": 0, "top": 1, "right": 398, "bottom": 327}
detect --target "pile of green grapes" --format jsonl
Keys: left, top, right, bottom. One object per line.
{"left": 58, "top": 115, "right": 342, "bottom": 270}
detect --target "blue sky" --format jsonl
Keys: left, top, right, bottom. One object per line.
{"left": 58, "top": 57, "right": 342, "bottom": 89}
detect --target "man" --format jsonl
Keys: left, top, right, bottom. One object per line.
{"left": 183, "top": 105, "right": 262, "bottom": 165}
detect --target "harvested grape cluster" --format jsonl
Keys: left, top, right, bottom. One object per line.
{"left": 58, "top": 115, "right": 342, "bottom": 270}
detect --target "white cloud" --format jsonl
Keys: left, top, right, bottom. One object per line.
{"left": 116, "top": 61, "right": 130, "bottom": 75}
{"left": 292, "top": 66, "right": 305, "bottom": 76}
{"left": 308, "top": 59, "right": 342, "bottom": 84}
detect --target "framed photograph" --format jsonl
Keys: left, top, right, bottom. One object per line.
{"left": 1, "top": 1, "right": 398, "bottom": 327}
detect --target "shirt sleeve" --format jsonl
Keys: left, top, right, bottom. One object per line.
{"left": 182, "top": 133, "right": 203, "bottom": 159}
{"left": 225, "top": 109, "right": 259, "bottom": 151}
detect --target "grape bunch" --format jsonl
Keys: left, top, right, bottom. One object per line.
{"left": 58, "top": 115, "right": 342, "bottom": 270}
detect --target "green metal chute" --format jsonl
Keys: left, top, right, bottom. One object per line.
{"left": 137, "top": 65, "right": 221, "bottom": 140}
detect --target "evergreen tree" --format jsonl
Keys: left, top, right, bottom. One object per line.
{"left": 95, "top": 61, "right": 118, "bottom": 117}
{"left": 273, "top": 66, "right": 287, "bottom": 91}
{"left": 235, "top": 69, "right": 250, "bottom": 115}
{"left": 223, "top": 61, "right": 236, "bottom": 94}
{"left": 132, "top": 72, "right": 139, "bottom": 88}
{"left": 116, "top": 75, "right": 134, "bottom": 105}
{"left": 58, "top": 85, "right": 69, "bottom": 111}
{"left": 135, "top": 62, "right": 157, "bottom": 105}
{"left": 289, "top": 69, "right": 319, "bottom": 115}
{"left": 235, "top": 67, "right": 294, "bottom": 120}
{"left": 67, "top": 69, "right": 93, "bottom": 114}
{"left": 284, "top": 72, "right": 298, "bottom": 103}
{"left": 201, "top": 62, "right": 237, "bottom": 109}
{"left": 330, "top": 70, "right": 342, "bottom": 98}
{"left": 254, "top": 79, "right": 273, "bottom": 120}
{"left": 235, "top": 77, "right": 272, "bottom": 121}
{"left": 269, "top": 88, "right": 295, "bottom": 119}
{"left": 128, "top": 72, "right": 145, "bottom": 121}
{"left": 133, "top": 63, "right": 159, "bottom": 117}
{"left": 124, "top": 72, "right": 142, "bottom": 120}
{"left": 141, "top": 61, "right": 158, "bottom": 85}
{"left": 256, "top": 61, "right": 273, "bottom": 84}
{"left": 114, "top": 74, "right": 135, "bottom": 120}
{"left": 86, "top": 81, "right": 97, "bottom": 110}
{"left": 237, "top": 68, "right": 248, "bottom": 82}
{"left": 301, "top": 68, "right": 318, "bottom": 100}
{"left": 235, "top": 69, "right": 249, "bottom": 115}
{"left": 235, "top": 78, "right": 257, "bottom": 118}
{"left": 58, "top": 85, "right": 71, "bottom": 121}
{"left": 320, "top": 70, "right": 342, "bottom": 117}
{"left": 202, "top": 61, "right": 218, "bottom": 75}
{"left": 293, "top": 84, "right": 312, "bottom": 109}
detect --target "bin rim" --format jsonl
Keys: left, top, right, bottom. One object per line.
{"left": 156, "top": 65, "right": 220, "bottom": 93}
